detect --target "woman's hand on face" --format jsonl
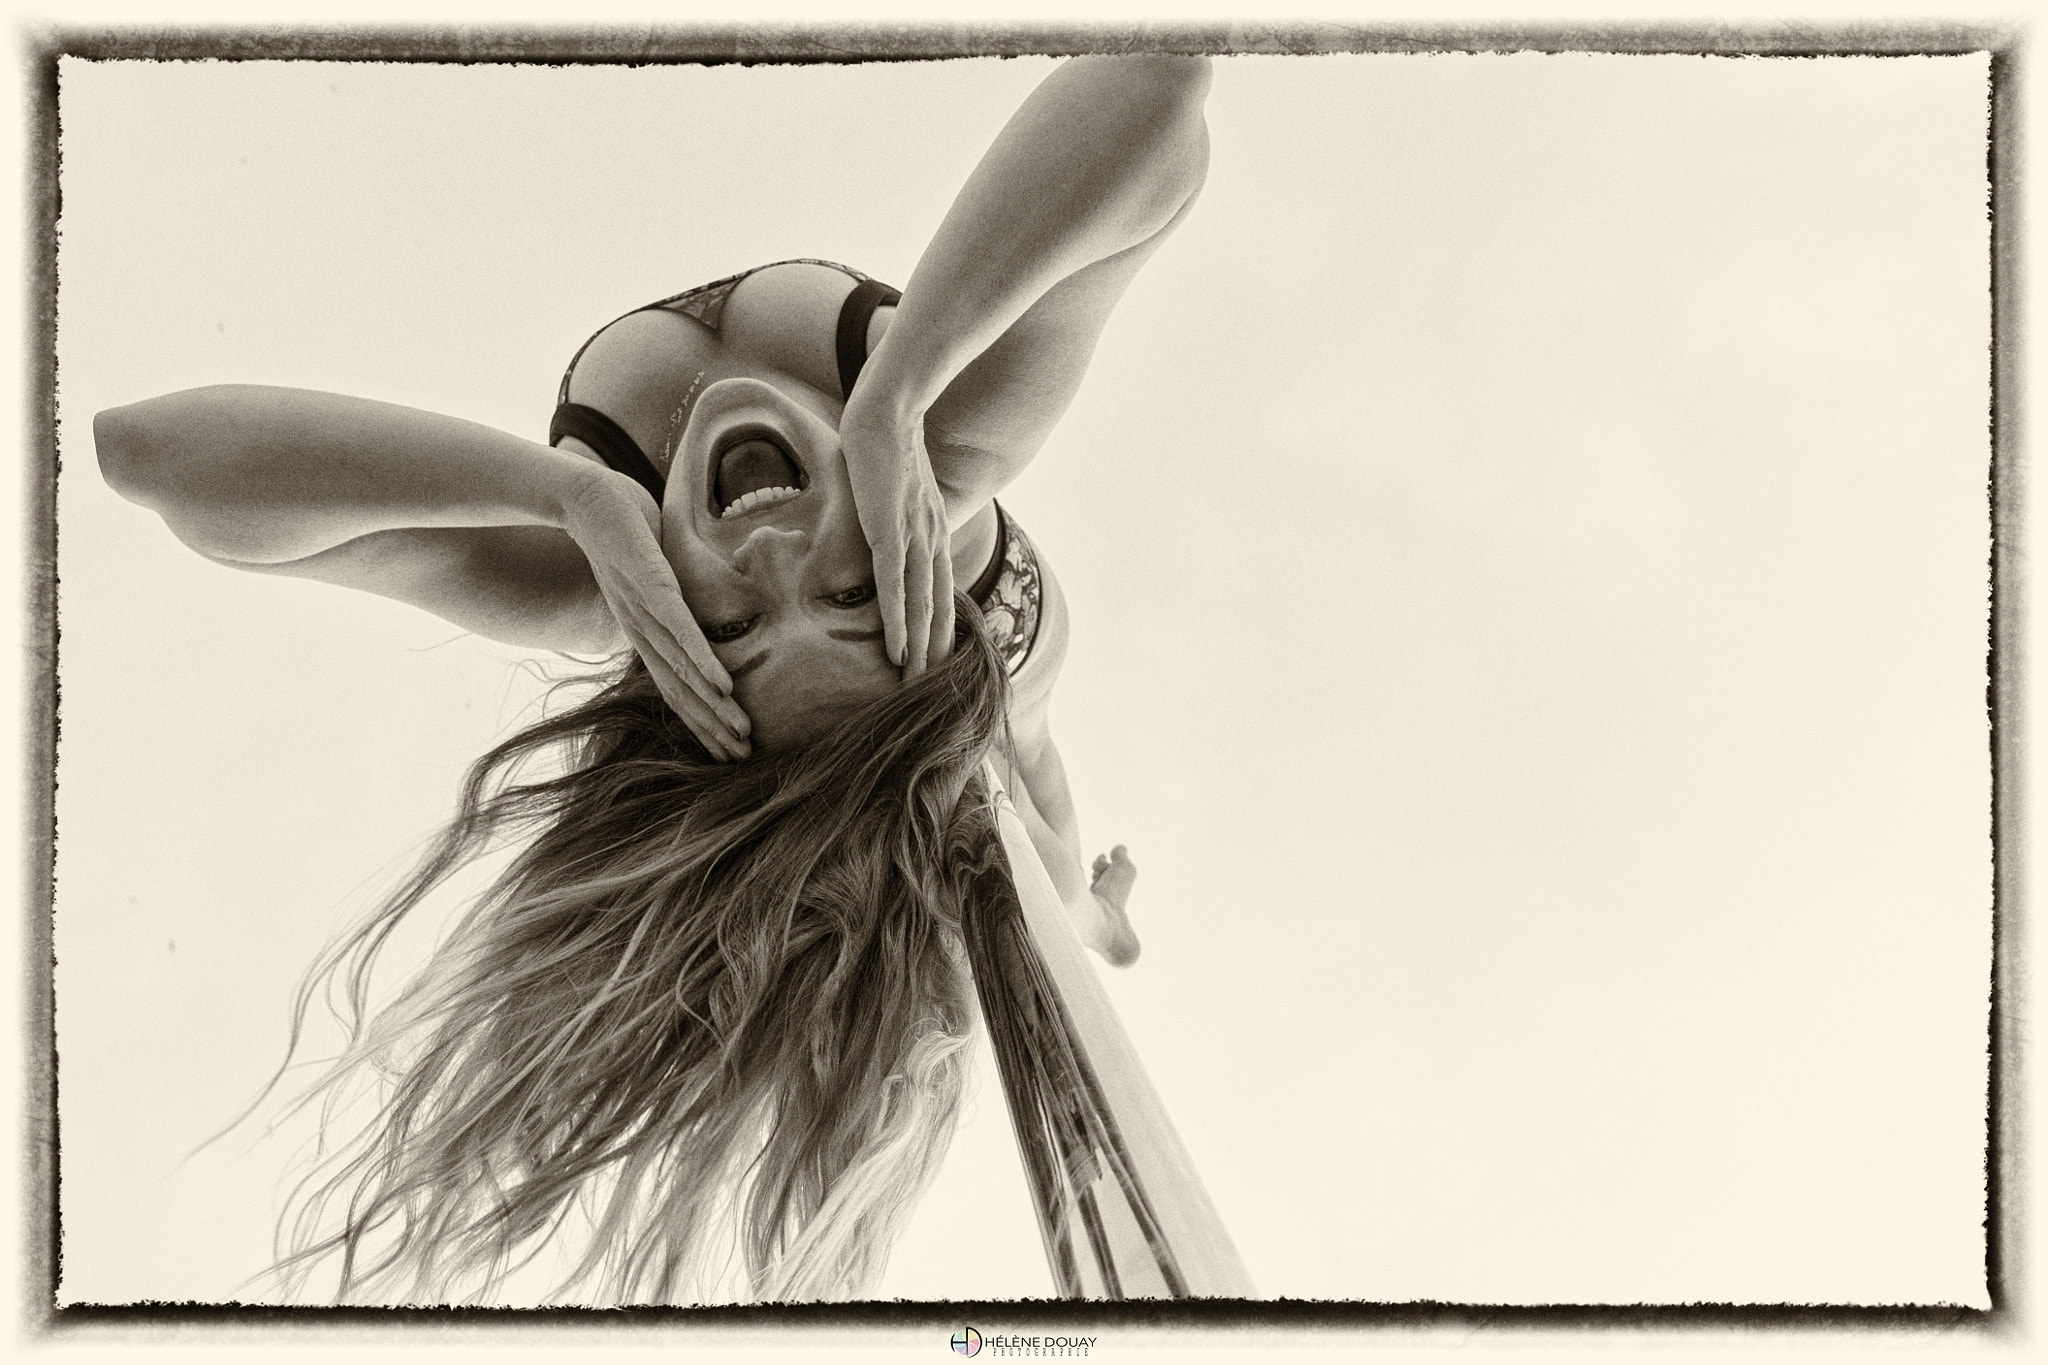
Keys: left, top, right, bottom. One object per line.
{"left": 838, "top": 391, "right": 955, "bottom": 678}
{"left": 558, "top": 466, "right": 753, "bottom": 761}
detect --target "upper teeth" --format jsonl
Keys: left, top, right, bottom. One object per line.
{"left": 721, "top": 486, "right": 802, "bottom": 518}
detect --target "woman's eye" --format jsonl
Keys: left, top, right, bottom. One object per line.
{"left": 705, "top": 618, "right": 756, "bottom": 643}
{"left": 828, "top": 585, "right": 877, "bottom": 608}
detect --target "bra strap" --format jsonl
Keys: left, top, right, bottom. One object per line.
{"left": 835, "top": 278, "right": 903, "bottom": 401}
{"left": 549, "top": 401, "right": 666, "bottom": 502}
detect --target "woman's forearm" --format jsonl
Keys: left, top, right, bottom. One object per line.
{"left": 95, "top": 385, "right": 599, "bottom": 564}
{"left": 857, "top": 55, "right": 1211, "bottom": 420}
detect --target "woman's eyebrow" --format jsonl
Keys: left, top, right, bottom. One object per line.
{"left": 731, "top": 628, "right": 877, "bottom": 678}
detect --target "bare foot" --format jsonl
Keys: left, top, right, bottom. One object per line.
{"left": 1087, "top": 845, "right": 1141, "bottom": 968}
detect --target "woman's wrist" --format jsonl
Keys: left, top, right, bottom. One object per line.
{"left": 846, "top": 333, "right": 947, "bottom": 431}
{"left": 524, "top": 444, "right": 628, "bottom": 532}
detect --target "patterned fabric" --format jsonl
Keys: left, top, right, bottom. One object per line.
{"left": 643, "top": 257, "right": 883, "bottom": 334}
{"left": 554, "top": 259, "right": 883, "bottom": 408}
{"left": 980, "top": 507, "right": 1044, "bottom": 678}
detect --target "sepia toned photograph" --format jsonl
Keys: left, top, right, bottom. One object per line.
{"left": 47, "top": 34, "right": 1996, "bottom": 1328}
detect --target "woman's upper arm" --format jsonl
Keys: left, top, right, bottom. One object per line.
{"left": 922, "top": 185, "right": 1203, "bottom": 506}
{"left": 94, "top": 384, "right": 592, "bottom": 563}
{"left": 98, "top": 384, "right": 621, "bottom": 653}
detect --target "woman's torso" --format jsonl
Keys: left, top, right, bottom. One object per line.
{"left": 552, "top": 261, "right": 1065, "bottom": 705}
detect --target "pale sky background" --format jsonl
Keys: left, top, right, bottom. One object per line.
{"left": 51, "top": 50, "right": 1991, "bottom": 1311}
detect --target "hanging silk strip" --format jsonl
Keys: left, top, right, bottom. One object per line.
{"left": 957, "top": 763, "right": 1256, "bottom": 1300}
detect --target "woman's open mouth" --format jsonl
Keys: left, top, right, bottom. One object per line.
{"left": 711, "top": 429, "right": 808, "bottom": 519}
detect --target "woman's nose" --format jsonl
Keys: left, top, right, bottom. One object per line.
{"left": 730, "top": 526, "right": 809, "bottom": 579}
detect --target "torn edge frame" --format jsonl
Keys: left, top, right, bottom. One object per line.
{"left": 19, "top": 13, "right": 2025, "bottom": 1350}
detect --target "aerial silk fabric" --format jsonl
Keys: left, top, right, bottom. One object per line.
{"left": 957, "top": 764, "right": 1257, "bottom": 1300}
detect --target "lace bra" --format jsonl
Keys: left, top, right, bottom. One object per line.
{"left": 550, "top": 259, "right": 897, "bottom": 504}
{"left": 550, "top": 260, "right": 1042, "bottom": 675}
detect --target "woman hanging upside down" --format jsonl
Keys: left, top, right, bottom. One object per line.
{"left": 93, "top": 54, "right": 1210, "bottom": 1304}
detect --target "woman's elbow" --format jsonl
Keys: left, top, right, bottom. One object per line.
{"left": 1131, "top": 57, "right": 1212, "bottom": 197}
{"left": 1117, "top": 54, "right": 1214, "bottom": 116}
{"left": 94, "top": 387, "right": 240, "bottom": 509}
{"left": 1080, "top": 52, "right": 1209, "bottom": 86}
{"left": 1156, "top": 53, "right": 1214, "bottom": 95}
{"left": 93, "top": 402, "right": 159, "bottom": 505}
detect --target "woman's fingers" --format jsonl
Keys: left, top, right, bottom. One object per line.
{"left": 644, "top": 597, "right": 743, "bottom": 725}
{"left": 609, "top": 529, "right": 746, "bottom": 728}
{"left": 843, "top": 418, "right": 952, "bottom": 675}
{"left": 601, "top": 563, "right": 750, "bottom": 754}
{"left": 902, "top": 522, "right": 935, "bottom": 677}
{"left": 636, "top": 631, "right": 751, "bottom": 761}
{"left": 873, "top": 523, "right": 910, "bottom": 669}
{"left": 633, "top": 628, "right": 745, "bottom": 756}
{"left": 626, "top": 601, "right": 750, "bottom": 742}
{"left": 610, "top": 528, "right": 733, "bottom": 695}
{"left": 564, "top": 471, "right": 753, "bottom": 759}
{"left": 664, "top": 605, "right": 735, "bottom": 698}
{"left": 928, "top": 539, "right": 956, "bottom": 666}
{"left": 896, "top": 502, "right": 954, "bottom": 678}
{"left": 668, "top": 686, "right": 751, "bottom": 763}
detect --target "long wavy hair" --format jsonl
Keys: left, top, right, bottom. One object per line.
{"left": 264, "top": 594, "right": 1011, "bottom": 1305}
